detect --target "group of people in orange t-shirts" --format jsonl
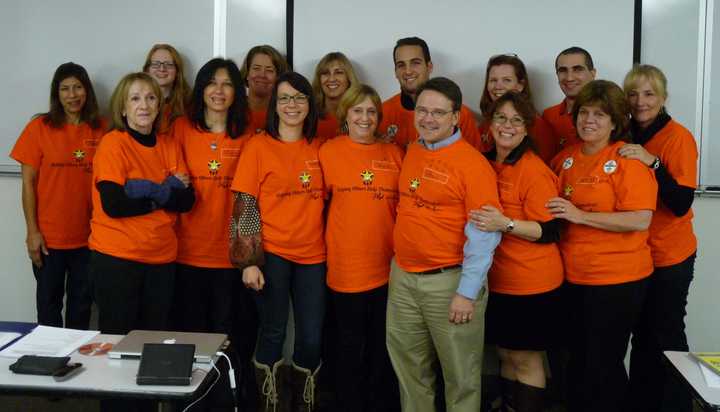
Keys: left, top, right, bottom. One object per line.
{"left": 12, "top": 37, "right": 698, "bottom": 412}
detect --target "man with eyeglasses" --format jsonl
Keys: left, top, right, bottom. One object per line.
{"left": 387, "top": 77, "right": 501, "bottom": 412}
{"left": 380, "top": 37, "right": 482, "bottom": 149}
{"left": 542, "top": 47, "right": 597, "bottom": 153}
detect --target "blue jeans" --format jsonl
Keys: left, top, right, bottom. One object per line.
{"left": 32, "top": 247, "right": 91, "bottom": 329}
{"left": 254, "top": 252, "right": 326, "bottom": 369}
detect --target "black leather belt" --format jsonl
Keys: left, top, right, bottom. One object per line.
{"left": 411, "top": 264, "right": 461, "bottom": 275}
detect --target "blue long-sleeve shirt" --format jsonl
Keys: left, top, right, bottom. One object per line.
{"left": 419, "top": 129, "right": 502, "bottom": 300}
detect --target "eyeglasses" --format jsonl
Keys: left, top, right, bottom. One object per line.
{"left": 415, "top": 107, "right": 454, "bottom": 120}
{"left": 492, "top": 113, "right": 525, "bottom": 127}
{"left": 149, "top": 61, "right": 176, "bottom": 70}
{"left": 277, "top": 94, "right": 309, "bottom": 105}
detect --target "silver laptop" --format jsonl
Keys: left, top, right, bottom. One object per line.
{"left": 109, "top": 330, "right": 228, "bottom": 363}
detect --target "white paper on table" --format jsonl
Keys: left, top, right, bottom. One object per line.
{"left": 0, "top": 332, "right": 21, "bottom": 349}
{"left": 0, "top": 326, "right": 98, "bottom": 358}
{"left": 699, "top": 363, "right": 720, "bottom": 388}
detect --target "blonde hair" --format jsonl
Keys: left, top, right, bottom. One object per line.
{"left": 142, "top": 44, "right": 191, "bottom": 123}
{"left": 109, "top": 73, "right": 163, "bottom": 132}
{"left": 336, "top": 84, "right": 383, "bottom": 137}
{"left": 312, "top": 52, "right": 360, "bottom": 117}
{"left": 239, "top": 45, "right": 289, "bottom": 84}
{"left": 623, "top": 64, "right": 668, "bottom": 99}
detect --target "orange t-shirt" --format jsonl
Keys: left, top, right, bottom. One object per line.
{"left": 173, "top": 116, "right": 248, "bottom": 268}
{"left": 249, "top": 109, "right": 267, "bottom": 134}
{"left": 643, "top": 120, "right": 698, "bottom": 267}
{"left": 477, "top": 115, "right": 558, "bottom": 163}
{"left": 11, "top": 117, "right": 105, "bottom": 249}
{"left": 379, "top": 93, "right": 481, "bottom": 149}
{"left": 394, "top": 138, "right": 500, "bottom": 272}
{"left": 319, "top": 136, "right": 403, "bottom": 292}
{"left": 316, "top": 113, "right": 340, "bottom": 144}
{"left": 556, "top": 141, "right": 657, "bottom": 285}
{"left": 231, "top": 132, "right": 325, "bottom": 264}
{"left": 542, "top": 100, "right": 581, "bottom": 155}
{"left": 489, "top": 151, "right": 564, "bottom": 295}
{"left": 89, "top": 129, "right": 187, "bottom": 264}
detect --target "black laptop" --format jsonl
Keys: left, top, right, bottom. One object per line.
{"left": 136, "top": 343, "right": 195, "bottom": 386}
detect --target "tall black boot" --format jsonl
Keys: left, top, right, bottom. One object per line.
{"left": 490, "top": 377, "right": 517, "bottom": 412}
{"left": 514, "top": 381, "right": 545, "bottom": 412}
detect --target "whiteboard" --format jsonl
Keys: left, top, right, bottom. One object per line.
{"left": 293, "top": 0, "right": 635, "bottom": 116}
{"left": 0, "top": 0, "right": 215, "bottom": 173}
{"left": 226, "top": 0, "right": 287, "bottom": 62}
{"left": 702, "top": 0, "right": 720, "bottom": 188}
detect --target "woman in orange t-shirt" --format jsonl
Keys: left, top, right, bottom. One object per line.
{"left": 319, "top": 84, "right": 403, "bottom": 412}
{"left": 142, "top": 44, "right": 190, "bottom": 133}
{"left": 470, "top": 92, "right": 563, "bottom": 412}
{"left": 477, "top": 54, "right": 558, "bottom": 162}
{"left": 547, "top": 80, "right": 658, "bottom": 412}
{"left": 11, "top": 62, "right": 104, "bottom": 330}
{"left": 230, "top": 72, "right": 325, "bottom": 410}
{"left": 173, "top": 58, "right": 249, "bottom": 336}
{"left": 621, "top": 65, "right": 698, "bottom": 412}
{"left": 311, "top": 52, "right": 360, "bottom": 143}
{"left": 239, "top": 45, "right": 289, "bottom": 133}
{"left": 88, "top": 73, "right": 194, "bottom": 336}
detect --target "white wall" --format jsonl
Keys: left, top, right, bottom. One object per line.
{"left": 0, "top": 176, "right": 37, "bottom": 321}
{"left": 685, "top": 197, "right": 720, "bottom": 349}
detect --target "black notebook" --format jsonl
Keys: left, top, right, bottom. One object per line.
{"left": 136, "top": 343, "right": 195, "bottom": 386}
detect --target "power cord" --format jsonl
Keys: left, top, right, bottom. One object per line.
{"left": 216, "top": 351, "right": 238, "bottom": 411}
{"left": 181, "top": 351, "right": 238, "bottom": 412}
{"left": 181, "top": 359, "right": 220, "bottom": 412}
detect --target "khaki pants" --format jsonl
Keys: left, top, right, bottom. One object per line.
{"left": 386, "top": 259, "right": 487, "bottom": 412}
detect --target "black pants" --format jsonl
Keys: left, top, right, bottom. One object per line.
{"left": 89, "top": 251, "right": 174, "bottom": 335}
{"left": 32, "top": 247, "right": 91, "bottom": 329}
{"left": 627, "top": 254, "right": 695, "bottom": 412}
{"left": 566, "top": 277, "right": 648, "bottom": 412}
{"left": 173, "top": 264, "right": 237, "bottom": 335}
{"left": 173, "top": 264, "right": 242, "bottom": 411}
{"left": 89, "top": 251, "right": 175, "bottom": 412}
{"left": 332, "top": 285, "right": 400, "bottom": 412}
{"left": 231, "top": 270, "right": 259, "bottom": 410}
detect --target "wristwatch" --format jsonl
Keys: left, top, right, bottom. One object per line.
{"left": 650, "top": 156, "right": 661, "bottom": 170}
{"left": 505, "top": 219, "right": 515, "bottom": 233}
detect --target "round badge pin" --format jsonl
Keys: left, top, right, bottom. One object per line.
{"left": 562, "top": 157, "right": 574, "bottom": 170}
{"left": 603, "top": 160, "right": 618, "bottom": 174}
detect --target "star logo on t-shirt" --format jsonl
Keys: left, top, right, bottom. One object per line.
{"left": 73, "top": 149, "right": 85, "bottom": 161}
{"left": 409, "top": 178, "right": 421, "bottom": 192}
{"left": 208, "top": 159, "right": 221, "bottom": 175}
{"left": 563, "top": 184, "right": 574, "bottom": 199}
{"left": 299, "top": 171, "right": 312, "bottom": 188}
{"left": 360, "top": 170, "right": 374, "bottom": 185}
